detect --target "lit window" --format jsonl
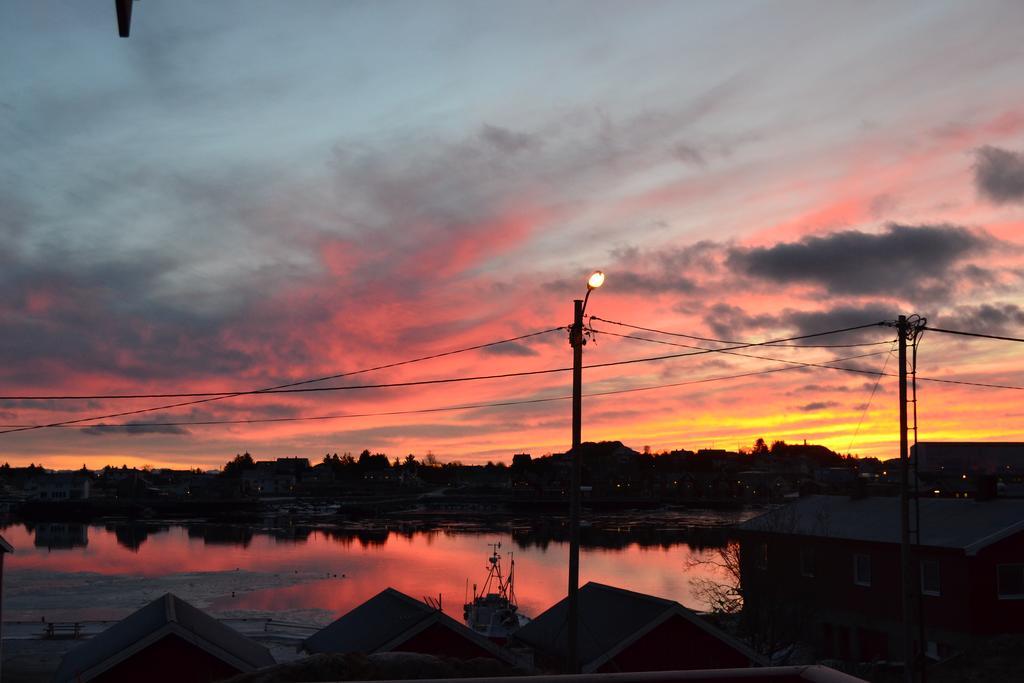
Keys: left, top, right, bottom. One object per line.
{"left": 921, "top": 560, "right": 941, "bottom": 596}
{"left": 997, "top": 564, "right": 1024, "bottom": 599}
{"left": 800, "top": 548, "right": 815, "bottom": 578}
{"left": 854, "top": 554, "right": 871, "bottom": 587}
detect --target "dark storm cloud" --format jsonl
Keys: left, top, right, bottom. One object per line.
{"left": 698, "top": 302, "right": 896, "bottom": 344}
{"left": 81, "top": 422, "right": 190, "bottom": 436}
{"left": 788, "top": 383, "right": 854, "bottom": 395}
{"left": 3, "top": 68, "right": 747, "bottom": 395}
{"left": 479, "top": 124, "right": 540, "bottom": 155}
{"left": 481, "top": 342, "right": 539, "bottom": 357}
{"left": 0, "top": 241, "right": 317, "bottom": 387}
{"left": 671, "top": 143, "right": 706, "bottom": 166}
{"left": 798, "top": 401, "right": 840, "bottom": 412}
{"left": 974, "top": 146, "right": 1024, "bottom": 204}
{"left": 726, "top": 223, "right": 993, "bottom": 297}
{"left": 704, "top": 303, "right": 778, "bottom": 339}
{"left": 780, "top": 303, "right": 898, "bottom": 340}
{"left": 552, "top": 242, "right": 717, "bottom": 296}
{"left": 612, "top": 271, "right": 698, "bottom": 294}
{"left": 940, "top": 303, "right": 1024, "bottom": 336}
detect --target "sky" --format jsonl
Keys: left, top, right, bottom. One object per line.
{"left": 2, "top": 0, "right": 1023, "bottom": 470}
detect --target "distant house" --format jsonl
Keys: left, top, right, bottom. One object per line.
{"left": 512, "top": 582, "right": 762, "bottom": 673}
{"left": 114, "top": 472, "right": 161, "bottom": 500}
{"left": 241, "top": 467, "right": 295, "bottom": 495}
{"left": 736, "top": 495, "right": 1024, "bottom": 662}
{"left": 53, "top": 593, "right": 274, "bottom": 683}
{"left": 913, "top": 441, "right": 1024, "bottom": 475}
{"left": 34, "top": 522, "right": 88, "bottom": 550}
{"left": 303, "top": 588, "right": 521, "bottom": 666}
{"left": 28, "top": 473, "right": 90, "bottom": 501}
{"left": 270, "top": 457, "right": 311, "bottom": 477}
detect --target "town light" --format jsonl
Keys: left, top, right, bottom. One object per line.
{"left": 566, "top": 269, "right": 605, "bottom": 674}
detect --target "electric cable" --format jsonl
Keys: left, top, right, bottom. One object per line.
{"left": 590, "top": 316, "right": 894, "bottom": 348}
{"left": 13, "top": 349, "right": 893, "bottom": 430}
{"left": 922, "top": 326, "right": 1024, "bottom": 344}
{"left": 589, "top": 326, "right": 898, "bottom": 372}
{"left": 846, "top": 342, "right": 897, "bottom": 454}
{"left": 0, "top": 327, "right": 565, "bottom": 401}
{"left": 0, "top": 322, "right": 892, "bottom": 436}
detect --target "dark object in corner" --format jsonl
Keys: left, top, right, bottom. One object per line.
{"left": 116, "top": 0, "right": 133, "bottom": 37}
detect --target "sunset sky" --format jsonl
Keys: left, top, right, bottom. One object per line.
{"left": 2, "top": 1, "right": 1023, "bottom": 470}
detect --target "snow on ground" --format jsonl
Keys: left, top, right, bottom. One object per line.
{"left": 4, "top": 567, "right": 336, "bottom": 623}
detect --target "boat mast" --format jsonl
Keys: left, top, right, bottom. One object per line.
{"left": 506, "top": 552, "right": 517, "bottom": 607}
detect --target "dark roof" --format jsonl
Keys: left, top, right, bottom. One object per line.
{"left": 303, "top": 588, "right": 514, "bottom": 663}
{"left": 53, "top": 593, "right": 274, "bottom": 682}
{"left": 738, "top": 495, "right": 1024, "bottom": 554}
{"left": 513, "top": 582, "right": 761, "bottom": 672}
{"left": 304, "top": 588, "right": 436, "bottom": 654}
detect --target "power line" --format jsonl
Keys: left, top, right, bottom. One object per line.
{"left": 0, "top": 327, "right": 563, "bottom": 435}
{"left": 847, "top": 343, "right": 897, "bottom": 454}
{"left": 594, "top": 317, "right": 1024, "bottom": 391}
{"left": 922, "top": 326, "right": 1024, "bottom": 344}
{"left": 8, "top": 320, "right": 1021, "bottom": 436}
{"left": 916, "top": 376, "right": 1024, "bottom": 391}
{"left": 8, "top": 346, "right": 1023, "bottom": 434}
{"left": 0, "top": 327, "right": 565, "bottom": 401}
{"left": 0, "top": 321, "right": 895, "bottom": 435}
{"left": 590, "top": 316, "right": 893, "bottom": 348}
{"left": 590, "top": 326, "right": 897, "bottom": 371}
{"left": 21, "top": 349, "right": 893, "bottom": 430}
{"left": 0, "top": 321, "right": 892, "bottom": 438}
{"left": 4, "top": 321, "right": 887, "bottom": 403}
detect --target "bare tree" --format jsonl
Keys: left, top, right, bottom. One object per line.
{"left": 687, "top": 541, "right": 744, "bottom": 615}
{"left": 686, "top": 507, "right": 820, "bottom": 663}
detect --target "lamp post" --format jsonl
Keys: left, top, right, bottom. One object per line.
{"left": 567, "top": 270, "right": 604, "bottom": 674}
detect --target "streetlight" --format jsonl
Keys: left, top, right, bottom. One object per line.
{"left": 567, "top": 270, "right": 603, "bottom": 673}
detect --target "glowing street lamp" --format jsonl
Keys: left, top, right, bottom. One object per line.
{"left": 566, "top": 270, "right": 604, "bottom": 673}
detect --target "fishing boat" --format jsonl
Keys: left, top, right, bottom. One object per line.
{"left": 463, "top": 542, "right": 529, "bottom": 640}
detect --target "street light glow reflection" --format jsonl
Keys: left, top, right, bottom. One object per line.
{"left": 587, "top": 271, "right": 605, "bottom": 289}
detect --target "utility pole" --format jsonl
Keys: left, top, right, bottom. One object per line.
{"left": 567, "top": 297, "right": 583, "bottom": 674}
{"left": 565, "top": 271, "right": 603, "bottom": 674}
{"left": 898, "top": 315, "right": 917, "bottom": 683}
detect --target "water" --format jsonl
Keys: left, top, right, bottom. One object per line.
{"left": 1, "top": 513, "right": 748, "bottom": 626}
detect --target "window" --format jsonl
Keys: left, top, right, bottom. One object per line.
{"left": 854, "top": 553, "right": 872, "bottom": 586}
{"left": 800, "top": 547, "right": 815, "bottom": 577}
{"left": 921, "top": 559, "right": 941, "bottom": 596}
{"left": 997, "top": 564, "right": 1024, "bottom": 599}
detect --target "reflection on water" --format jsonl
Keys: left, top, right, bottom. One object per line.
{"left": 108, "top": 522, "right": 169, "bottom": 552}
{"left": 188, "top": 524, "right": 255, "bottom": 548}
{"left": 1, "top": 512, "right": 749, "bottom": 623}
{"left": 32, "top": 522, "right": 89, "bottom": 550}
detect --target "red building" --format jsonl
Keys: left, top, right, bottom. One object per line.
{"left": 737, "top": 495, "right": 1024, "bottom": 662}
{"left": 0, "top": 534, "right": 12, "bottom": 682}
{"left": 53, "top": 593, "right": 275, "bottom": 683}
{"left": 303, "top": 588, "right": 522, "bottom": 666}
{"left": 512, "top": 582, "right": 763, "bottom": 673}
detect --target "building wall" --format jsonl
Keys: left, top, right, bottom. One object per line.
{"left": 740, "top": 529, "right": 1024, "bottom": 661}
{"left": 396, "top": 622, "right": 497, "bottom": 661}
{"left": 92, "top": 634, "right": 242, "bottom": 683}
{"left": 969, "top": 532, "right": 1024, "bottom": 635}
{"left": 597, "top": 614, "right": 752, "bottom": 673}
